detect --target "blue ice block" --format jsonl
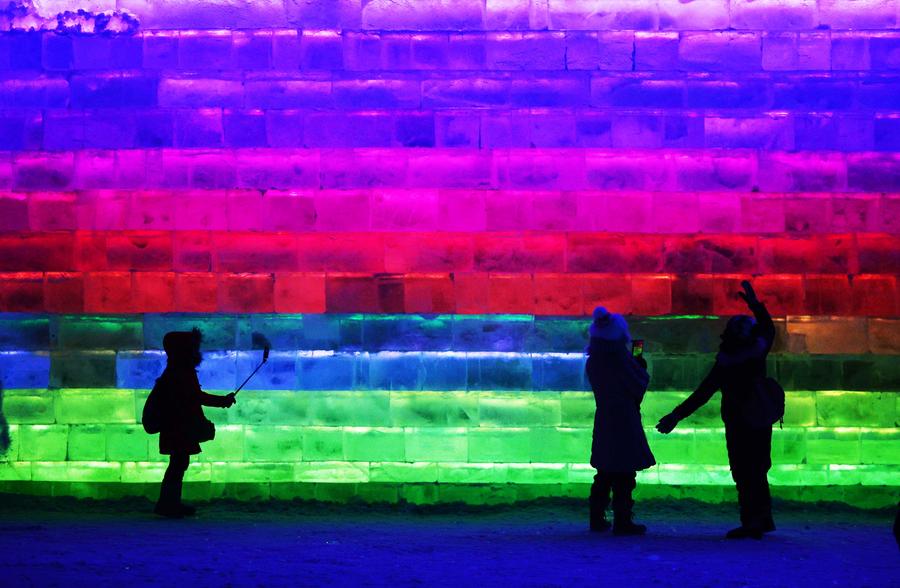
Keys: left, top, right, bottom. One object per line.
{"left": 451, "top": 316, "right": 533, "bottom": 352}
{"left": 235, "top": 351, "right": 298, "bottom": 390}
{"left": 0, "top": 351, "right": 50, "bottom": 388}
{"left": 368, "top": 352, "right": 422, "bottom": 390}
{"left": 0, "top": 314, "right": 49, "bottom": 350}
{"left": 298, "top": 314, "right": 343, "bottom": 350}
{"left": 143, "top": 314, "right": 239, "bottom": 350}
{"left": 533, "top": 353, "right": 587, "bottom": 391}
{"left": 297, "top": 352, "right": 362, "bottom": 390}
{"left": 420, "top": 352, "right": 468, "bottom": 390}
{"left": 466, "top": 352, "right": 533, "bottom": 391}
{"left": 116, "top": 351, "right": 165, "bottom": 389}
{"left": 362, "top": 315, "right": 453, "bottom": 352}
{"left": 238, "top": 315, "right": 305, "bottom": 351}
{"left": 196, "top": 351, "right": 238, "bottom": 390}
{"left": 528, "top": 318, "right": 586, "bottom": 353}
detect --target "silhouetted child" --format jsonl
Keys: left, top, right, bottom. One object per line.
{"left": 585, "top": 307, "right": 655, "bottom": 536}
{"left": 152, "top": 328, "right": 235, "bottom": 518}
{"left": 656, "top": 281, "right": 777, "bottom": 539}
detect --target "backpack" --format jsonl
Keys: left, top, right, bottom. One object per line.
{"left": 745, "top": 376, "right": 785, "bottom": 428}
{"left": 141, "top": 378, "right": 163, "bottom": 434}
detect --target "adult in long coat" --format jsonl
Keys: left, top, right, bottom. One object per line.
{"left": 586, "top": 307, "right": 655, "bottom": 536}
{"left": 154, "top": 329, "right": 235, "bottom": 518}
{"left": 656, "top": 281, "right": 777, "bottom": 539}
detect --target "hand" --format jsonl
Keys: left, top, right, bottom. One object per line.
{"left": 738, "top": 280, "right": 758, "bottom": 306}
{"left": 224, "top": 393, "right": 236, "bottom": 407}
{"left": 656, "top": 412, "right": 680, "bottom": 434}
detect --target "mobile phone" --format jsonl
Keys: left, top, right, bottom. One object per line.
{"left": 632, "top": 339, "right": 644, "bottom": 358}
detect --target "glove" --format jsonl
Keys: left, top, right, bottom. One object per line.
{"left": 224, "top": 392, "right": 237, "bottom": 407}
{"left": 656, "top": 412, "right": 680, "bottom": 434}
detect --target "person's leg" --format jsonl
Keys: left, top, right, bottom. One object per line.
{"left": 156, "top": 453, "right": 190, "bottom": 517}
{"left": 725, "top": 426, "right": 762, "bottom": 539}
{"left": 611, "top": 472, "right": 645, "bottom": 536}
{"left": 748, "top": 426, "right": 774, "bottom": 532}
{"left": 590, "top": 471, "right": 613, "bottom": 531}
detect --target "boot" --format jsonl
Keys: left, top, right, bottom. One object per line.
{"left": 613, "top": 511, "right": 646, "bottom": 536}
{"left": 589, "top": 507, "right": 611, "bottom": 532}
{"left": 726, "top": 525, "right": 763, "bottom": 540}
{"left": 154, "top": 501, "right": 184, "bottom": 518}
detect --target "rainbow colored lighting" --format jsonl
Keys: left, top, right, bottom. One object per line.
{"left": 0, "top": 0, "right": 898, "bottom": 506}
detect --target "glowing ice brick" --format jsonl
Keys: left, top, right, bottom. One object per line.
{"left": 506, "top": 463, "right": 568, "bottom": 484}
{"left": 369, "top": 462, "right": 438, "bottom": 483}
{"left": 816, "top": 391, "right": 895, "bottom": 428}
{"left": 0, "top": 352, "right": 50, "bottom": 388}
{"left": 466, "top": 353, "right": 533, "bottom": 390}
{"left": 197, "top": 425, "right": 244, "bottom": 462}
{"left": 235, "top": 351, "right": 297, "bottom": 390}
{"left": 478, "top": 392, "right": 561, "bottom": 427}
{"left": 529, "top": 427, "right": 590, "bottom": 462}
{"left": 54, "top": 389, "right": 135, "bottom": 424}
{"left": 56, "top": 317, "right": 143, "bottom": 350}
{"left": 646, "top": 428, "right": 695, "bottom": 463}
{"left": 0, "top": 461, "right": 31, "bottom": 481}
{"left": 297, "top": 352, "right": 360, "bottom": 390}
{"left": 67, "top": 425, "right": 106, "bottom": 461}
{"left": 468, "top": 428, "right": 533, "bottom": 463}
{"left": 196, "top": 351, "right": 238, "bottom": 389}
{"left": 306, "top": 390, "right": 391, "bottom": 426}
{"left": 805, "top": 428, "right": 861, "bottom": 465}
{"left": 294, "top": 461, "right": 369, "bottom": 483}
{"left": 772, "top": 428, "right": 807, "bottom": 465}
{"left": 692, "top": 429, "right": 729, "bottom": 465}
{"left": 420, "top": 353, "right": 468, "bottom": 390}
{"left": 121, "top": 461, "right": 166, "bottom": 484}
{"left": 301, "top": 426, "right": 343, "bottom": 460}
{"left": 18, "top": 425, "right": 67, "bottom": 460}
{"left": 859, "top": 429, "right": 900, "bottom": 465}
{"left": 404, "top": 427, "right": 468, "bottom": 462}
{"left": 211, "top": 462, "right": 295, "bottom": 483}
{"left": 0, "top": 316, "right": 49, "bottom": 350}
{"left": 243, "top": 425, "right": 303, "bottom": 462}
{"left": 533, "top": 354, "right": 586, "bottom": 391}
{"left": 388, "top": 391, "right": 476, "bottom": 426}
{"left": 368, "top": 352, "right": 422, "bottom": 390}
{"left": 784, "top": 391, "right": 817, "bottom": 426}
{"left": 343, "top": 427, "right": 405, "bottom": 461}
{"left": 105, "top": 425, "right": 149, "bottom": 462}
{"left": 1, "top": 390, "right": 55, "bottom": 424}
{"left": 116, "top": 351, "right": 165, "bottom": 389}
{"left": 559, "top": 392, "right": 593, "bottom": 427}
{"left": 437, "top": 462, "right": 508, "bottom": 484}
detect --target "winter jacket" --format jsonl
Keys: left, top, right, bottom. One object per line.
{"left": 156, "top": 367, "right": 231, "bottom": 455}
{"left": 586, "top": 338, "right": 656, "bottom": 473}
{"left": 672, "top": 301, "right": 776, "bottom": 428}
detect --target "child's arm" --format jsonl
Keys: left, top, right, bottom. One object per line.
{"left": 199, "top": 391, "right": 236, "bottom": 408}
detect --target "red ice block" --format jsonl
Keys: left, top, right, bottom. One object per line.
{"left": 0, "top": 233, "right": 75, "bottom": 271}
{"left": 453, "top": 272, "right": 489, "bottom": 314}
{"left": 852, "top": 274, "right": 899, "bottom": 316}
{"left": 534, "top": 273, "right": 583, "bottom": 315}
{"left": 174, "top": 272, "right": 218, "bottom": 312}
{"left": 213, "top": 233, "right": 299, "bottom": 273}
{"left": 106, "top": 232, "right": 174, "bottom": 271}
{"left": 804, "top": 275, "right": 853, "bottom": 315}
{"left": 752, "top": 275, "right": 806, "bottom": 316}
{"left": 582, "top": 275, "right": 632, "bottom": 316}
{"left": 0, "top": 272, "right": 43, "bottom": 312}
{"left": 274, "top": 273, "right": 327, "bottom": 313}
{"left": 132, "top": 272, "right": 175, "bottom": 313}
{"left": 672, "top": 275, "right": 715, "bottom": 315}
{"left": 173, "top": 231, "right": 213, "bottom": 272}
{"left": 384, "top": 233, "right": 472, "bottom": 273}
{"left": 630, "top": 275, "right": 672, "bottom": 315}
{"left": 403, "top": 274, "right": 456, "bottom": 314}
{"left": 84, "top": 271, "right": 133, "bottom": 313}
{"left": 297, "top": 233, "right": 385, "bottom": 272}
{"left": 474, "top": 233, "right": 565, "bottom": 273}
{"left": 44, "top": 272, "right": 84, "bottom": 313}
{"left": 26, "top": 192, "right": 79, "bottom": 231}
{"left": 567, "top": 234, "right": 663, "bottom": 273}
{"left": 488, "top": 274, "right": 534, "bottom": 314}
{"left": 217, "top": 273, "right": 275, "bottom": 313}
{"left": 326, "top": 274, "right": 380, "bottom": 313}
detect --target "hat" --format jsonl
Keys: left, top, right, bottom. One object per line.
{"left": 163, "top": 328, "right": 202, "bottom": 359}
{"left": 589, "top": 306, "right": 631, "bottom": 342}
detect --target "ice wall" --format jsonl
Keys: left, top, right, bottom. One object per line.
{"left": 0, "top": 0, "right": 897, "bottom": 505}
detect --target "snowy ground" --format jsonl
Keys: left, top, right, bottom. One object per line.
{"left": 0, "top": 497, "right": 897, "bottom": 587}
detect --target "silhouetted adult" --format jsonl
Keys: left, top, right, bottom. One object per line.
{"left": 586, "top": 307, "right": 655, "bottom": 536}
{"left": 656, "top": 281, "right": 776, "bottom": 539}
{"left": 153, "top": 329, "right": 235, "bottom": 518}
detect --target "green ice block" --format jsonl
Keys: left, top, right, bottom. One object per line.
{"left": 2, "top": 425, "right": 18, "bottom": 461}
{"left": 2, "top": 390, "right": 55, "bottom": 424}
{"left": 121, "top": 462, "right": 167, "bottom": 483}
{"left": 784, "top": 391, "right": 817, "bottom": 426}
{"left": 567, "top": 463, "right": 596, "bottom": 484}
{"left": 859, "top": 428, "right": 900, "bottom": 464}
{"left": 243, "top": 425, "right": 303, "bottom": 462}
{"left": 67, "top": 425, "right": 106, "bottom": 461}
{"left": 32, "top": 461, "right": 121, "bottom": 482}
{"left": 528, "top": 427, "right": 590, "bottom": 463}
{"left": 404, "top": 427, "right": 468, "bottom": 462}
{"left": 50, "top": 351, "right": 117, "bottom": 388}
{"left": 56, "top": 317, "right": 143, "bottom": 350}
{"left": 772, "top": 428, "right": 807, "bottom": 465}
{"left": 389, "top": 391, "right": 478, "bottom": 427}
{"left": 506, "top": 463, "right": 567, "bottom": 484}
{"left": 477, "top": 392, "right": 561, "bottom": 427}
{"left": 369, "top": 461, "right": 438, "bottom": 483}
{"left": 468, "top": 428, "right": 533, "bottom": 463}
{"left": 692, "top": 428, "right": 729, "bottom": 464}
{"left": 343, "top": 427, "right": 405, "bottom": 461}
{"left": 559, "top": 392, "right": 593, "bottom": 427}
{"left": 211, "top": 462, "right": 296, "bottom": 483}
{"left": 826, "top": 464, "right": 862, "bottom": 485}
{"left": 55, "top": 389, "right": 135, "bottom": 424}
{"left": 658, "top": 464, "right": 732, "bottom": 485}
{"left": 0, "top": 461, "right": 31, "bottom": 481}
{"left": 105, "top": 425, "right": 149, "bottom": 462}
{"left": 197, "top": 425, "right": 244, "bottom": 462}
{"left": 306, "top": 391, "right": 391, "bottom": 426}
{"left": 805, "top": 428, "right": 861, "bottom": 464}
{"left": 18, "top": 425, "right": 67, "bottom": 460}
{"left": 294, "top": 461, "right": 369, "bottom": 483}
{"left": 646, "top": 429, "right": 695, "bottom": 464}
{"left": 437, "top": 462, "right": 508, "bottom": 484}
{"left": 640, "top": 391, "right": 691, "bottom": 425}
{"left": 816, "top": 391, "right": 895, "bottom": 428}
{"left": 301, "top": 427, "right": 344, "bottom": 460}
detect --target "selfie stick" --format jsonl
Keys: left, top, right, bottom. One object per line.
{"left": 234, "top": 346, "right": 270, "bottom": 395}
